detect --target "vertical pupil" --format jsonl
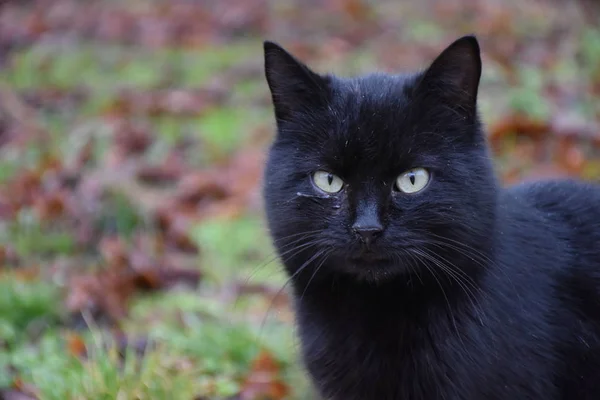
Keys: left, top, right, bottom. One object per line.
{"left": 327, "top": 174, "right": 334, "bottom": 185}
{"left": 409, "top": 173, "right": 416, "bottom": 185}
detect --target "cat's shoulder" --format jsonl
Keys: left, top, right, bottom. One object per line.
{"left": 502, "top": 179, "right": 600, "bottom": 215}
{"left": 501, "top": 179, "right": 600, "bottom": 256}
{"left": 500, "top": 179, "right": 600, "bottom": 285}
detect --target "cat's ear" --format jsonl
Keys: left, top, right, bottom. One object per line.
{"left": 418, "top": 35, "right": 481, "bottom": 114}
{"left": 264, "top": 41, "right": 329, "bottom": 122}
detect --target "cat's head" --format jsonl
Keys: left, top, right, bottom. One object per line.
{"left": 262, "top": 36, "right": 498, "bottom": 285}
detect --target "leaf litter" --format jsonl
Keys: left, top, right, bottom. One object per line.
{"left": 0, "top": 0, "right": 600, "bottom": 398}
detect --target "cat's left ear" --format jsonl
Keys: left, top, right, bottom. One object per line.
{"left": 418, "top": 35, "right": 481, "bottom": 115}
{"left": 264, "top": 41, "right": 330, "bottom": 123}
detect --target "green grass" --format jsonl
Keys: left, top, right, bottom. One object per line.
{"left": 126, "top": 293, "right": 308, "bottom": 399}
{"left": 5, "top": 41, "right": 260, "bottom": 92}
{"left": 0, "top": 265, "right": 305, "bottom": 399}
{"left": 0, "top": 274, "right": 62, "bottom": 347}
{"left": 195, "top": 107, "right": 267, "bottom": 161}
{"left": 0, "top": 273, "right": 63, "bottom": 388}
{"left": 95, "top": 190, "right": 146, "bottom": 238}
{"left": 2, "top": 212, "right": 77, "bottom": 258}
{"left": 190, "top": 214, "right": 284, "bottom": 285}
{"left": 2, "top": 331, "right": 203, "bottom": 399}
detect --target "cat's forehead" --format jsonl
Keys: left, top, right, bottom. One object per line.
{"left": 330, "top": 73, "right": 416, "bottom": 114}
{"left": 318, "top": 74, "right": 422, "bottom": 173}
{"left": 327, "top": 74, "right": 419, "bottom": 144}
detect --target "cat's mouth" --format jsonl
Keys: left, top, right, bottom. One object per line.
{"left": 350, "top": 250, "right": 389, "bottom": 264}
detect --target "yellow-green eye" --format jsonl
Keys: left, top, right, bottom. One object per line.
{"left": 312, "top": 171, "right": 344, "bottom": 193}
{"left": 395, "top": 168, "right": 430, "bottom": 194}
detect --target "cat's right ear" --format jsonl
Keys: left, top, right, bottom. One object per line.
{"left": 264, "top": 41, "right": 329, "bottom": 122}
{"left": 417, "top": 35, "right": 481, "bottom": 117}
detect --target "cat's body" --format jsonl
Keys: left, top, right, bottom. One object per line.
{"left": 262, "top": 36, "right": 600, "bottom": 399}
{"left": 296, "top": 181, "right": 600, "bottom": 399}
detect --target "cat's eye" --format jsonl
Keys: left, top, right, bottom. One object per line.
{"left": 395, "top": 168, "right": 430, "bottom": 194}
{"left": 312, "top": 171, "right": 344, "bottom": 193}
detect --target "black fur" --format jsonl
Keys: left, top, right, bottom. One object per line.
{"left": 262, "top": 35, "right": 600, "bottom": 399}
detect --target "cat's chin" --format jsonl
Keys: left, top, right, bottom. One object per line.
{"left": 350, "top": 252, "right": 390, "bottom": 265}
{"left": 337, "top": 253, "right": 407, "bottom": 283}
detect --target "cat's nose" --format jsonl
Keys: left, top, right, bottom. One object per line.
{"left": 352, "top": 224, "right": 383, "bottom": 246}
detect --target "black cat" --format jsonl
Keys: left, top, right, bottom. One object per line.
{"left": 262, "top": 35, "right": 600, "bottom": 399}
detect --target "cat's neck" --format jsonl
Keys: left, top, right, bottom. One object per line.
{"left": 291, "top": 257, "right": 493, "bottom": 400}
{"left": 291, "top": 256, "right": 487, "bottom": 326}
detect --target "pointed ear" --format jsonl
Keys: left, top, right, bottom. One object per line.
{"left": 418, "top": 35, "right": 482, "bottom": 115}
{"left": 264, "top": 41, "right": 329, "bottom": 122}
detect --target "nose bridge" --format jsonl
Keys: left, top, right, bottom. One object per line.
{"left": 351, "top": 187, "right": 385, "bottom": 230}
{"left": 354, "top": 197, "right": 381, "bottom": 228}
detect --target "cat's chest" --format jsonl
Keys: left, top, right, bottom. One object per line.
{"left": 294, "top": 286, "right": 558, "bottom": 400}
{"left": 296, "top": 302, "right": 467, "bottom": 400}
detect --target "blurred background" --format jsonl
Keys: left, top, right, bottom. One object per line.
{"left": 0, "top": 0, "right": 599, "bottom": 399}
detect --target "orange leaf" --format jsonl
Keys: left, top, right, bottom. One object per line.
{"left": 66, "top": 332, "right": 87, "bottom": 358}
{"left": 240, "top": 350, "right": 289, "bottom": 400}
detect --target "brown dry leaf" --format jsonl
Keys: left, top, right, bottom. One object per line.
{"left": 152, "top": 149, "right": 264, "bottom": 252}
{"left": 0, "top": 245, "right": 19, "bottom": 267}
{"left": 113, "top": 121, "right": 153, "bottom": 156}
{"left": 0, "top": 247, "right": 6, "bottom": 270}
{"left": 103, "top": 89, "right": 226, "bottom": 119}
{"left": 99, "top": 236, "right": 130, "bottom": 270}
{"left": 0, "top": 193, "right": 15, "bottom": 219}
{"left": 155, "top": 207, "right": 201, "bottom": 253}
{"left": 7, "top": 170, "right": 42, "bottom": 209}
{"left": 133, "top": 232, "right": 167, "bottom": 259}
{"left": 11, "top": 267, "right": 40, "bottom": 282}
{"left": 136, "top": 144, "right": 189, "bottom": 186}
{"left": 501, "top": 167, "right": 523, "bottom": 185}
{"left": 240, "top": 350, "right": 289, "bottom": 400}
{"left": 175, "top": 173, "right": 230, "bottom": 206}
{"left": 167, "top": 226, "right": 200, "bottom": 254}
{"left": 74, "top": 138, "right": 95, "bottom": 169}
{"left": 22, "top": 88, "right": 88, "bottom": 114}
{"left": 550, "top": 114, "right": 600, "bottom": 149}
{"left": 102, "top": 120, "right": 154, "bottom": 167}
{"left": 0, "top": 154, "right": 68, "bottom": 217}
{"left": 231, "top": 282, "right": 290, "bottom": 311}
{"left": 337, "top": 0, "right": 371, "bottom": 22}
{"left": 136, "top": 164, "right": 183, "bottom": 186}
{"left": 9, "top": 378, "right": 39, "bottom": 400}
{"left": 518, "top": 163, "right": 572, "bottom": 183}
{"left": 66, "top": 273, "right": 131, "bottom": 323}
{"left": 0, "top": 390, "right": 38, "bottom": 400}
{"left": 0, "top": 0, "right": 273, "bottom": 50}
{"left": 157, "top": 265, "right": 202, "bottom": 289}
{"left": 66, "top": 332, "right": 87, "bottom": 358}
{"left": 489, "top": 114, "right": 550, "bottom": 152}
{"left": 511, "top": 140, "right": 541, "bottom": 162}
{"left": 33, "top": 190, "right": 68, "bottom": 221}
{"left": 555, "top": 137, "right": 586, "bottom": 175}
{"left": 66, "top": 238, "right": 202, "bottom": 323}
{"left": 0, "top": 82, "right": 51, "bottom": 150}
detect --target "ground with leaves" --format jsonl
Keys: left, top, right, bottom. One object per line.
{"left": 0, "top": 0, "right": 599, "bottom": 399}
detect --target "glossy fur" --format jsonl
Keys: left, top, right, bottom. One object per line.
{"left": 262, "top": 35, "right": 600, "bottom": 399}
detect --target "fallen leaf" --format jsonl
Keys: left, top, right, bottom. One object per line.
{"left": 66, "top": 238, "right": 202, "bottom": 323}
{"left": 99, "top": 236, "right": 130, "bottom": 271}
{"left": 33, "top": 190, "right": 68, "bottom": 221}
{"left": 555, "top": 137, "right": 586, "bottom": 175}
{"left": 66, "top": 332, "right": 87, "bottom": 358}
{"left": 240, "top": 350, "right": 289, "bottom": 400}
{"left": 9, "top": 378, "right": 39, "bottom": 400}
{"left": 489, "top": 114, "right": 550, "bottom": 152}
{"left": 0, "top": 389, "right": 38, "bottom": 400}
